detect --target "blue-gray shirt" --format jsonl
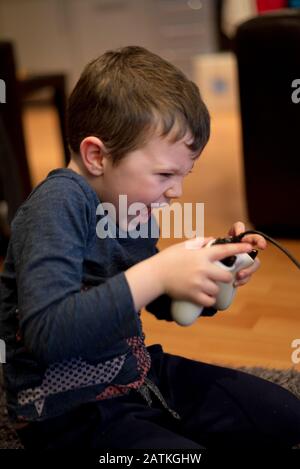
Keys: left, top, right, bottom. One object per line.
{"left": 0, "top": 168, "right": 216, "bottom": 422}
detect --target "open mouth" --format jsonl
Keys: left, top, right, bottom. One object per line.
{"left": 140, "top": 201, "right": 171, "bottom": 220}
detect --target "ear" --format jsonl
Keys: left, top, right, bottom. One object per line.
{"left": 79, "top": 136, "right": 108, "bottom": 176}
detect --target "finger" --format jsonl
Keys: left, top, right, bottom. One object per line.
{"left": 240, "top": 234, "right": 267, "bottom": 250}
{"left": 228, "top": 221, "right": 245, "bottom": 237}
{"left": 185, "top": 236, "right": 213, "bottom": 250}
{"left": 202, "top": 237, "right": 215, "bottom": 247}
{"left": 196, "top": 292, "right": 217, "bottom": 308}
{"left": 201, "top": 279, "right": 219, "bottom": 297}
{"left": 208, "top": 265, "right": 234, "bottom": 283}
{"left": 209, "top": 242, "right": 253, "bottom": 262}
{"left": 236, "top": 258, "right": 261, "bottom": 279}
{"left": 233, "top": 277, "right": 250, "bottom": 287}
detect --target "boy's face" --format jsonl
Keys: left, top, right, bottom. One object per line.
{"left": 98, "top": 131, "right": 199, "bottom": 228}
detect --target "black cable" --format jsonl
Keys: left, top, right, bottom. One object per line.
{"left": 234, "top": 230, "right": 300, "bottom": 270}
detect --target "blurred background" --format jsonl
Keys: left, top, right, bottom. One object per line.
{"left": 0, "top": 0, "right": 299, "bottom": 370}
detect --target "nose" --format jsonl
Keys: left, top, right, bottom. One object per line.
{"left": 164, "top": 179, "right": 183, "bottom": 199}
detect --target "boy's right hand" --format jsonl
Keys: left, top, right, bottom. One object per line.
{"left": 156, "top": 237, "right": 253, "bottom": 308}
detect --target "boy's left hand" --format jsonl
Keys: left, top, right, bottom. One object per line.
{"left": 227, "top": 221, "right": 267, "bottom": 287}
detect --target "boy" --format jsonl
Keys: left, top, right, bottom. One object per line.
{"left": 0, "top": 46, "right": 300, "bottom": 449}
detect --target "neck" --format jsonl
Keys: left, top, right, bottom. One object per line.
{"left": 67, "top": 158, "right": 102, "bottom": 199}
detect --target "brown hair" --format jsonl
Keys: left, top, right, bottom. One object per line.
{"left": 67, "top": 46, "right": 210, "bottom": 166}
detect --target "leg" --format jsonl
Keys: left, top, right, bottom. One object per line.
{"left": 147, "top": 346, "right": 300, "bottom": 448}
{"left": 97, "top": 401, "right": 204, "bottom": 449}
{"left": 17, "top": 398, "right": 204, "bottom": 449}
{"left": 17, "top": 402, "right": 104, "bottom": 449}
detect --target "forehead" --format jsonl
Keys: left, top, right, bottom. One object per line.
{"left": 141, "top": 131, "right": 198, "bottom": 168}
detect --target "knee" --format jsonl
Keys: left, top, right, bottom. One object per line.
{"left": 249, "top": 378, "right": 300, "bottom": 447}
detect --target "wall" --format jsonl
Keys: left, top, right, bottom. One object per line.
{"left": 0, "top": 0, "right": 217, "bottom": 88}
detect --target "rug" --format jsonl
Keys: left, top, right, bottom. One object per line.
{"left": 1, "top": 365, "right": 299, "bottom": 449}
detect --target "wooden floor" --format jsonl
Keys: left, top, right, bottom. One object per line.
{"left": 22, "top": 106, "right": 300, "bottom": 370}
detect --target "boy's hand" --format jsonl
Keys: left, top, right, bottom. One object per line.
{"left": 228, "top": 221, "right": 267, "bottom": 287}
{"left": 157, "top": 237, "right": 253, "bottom": 307}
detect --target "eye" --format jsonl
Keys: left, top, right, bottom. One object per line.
{"left": 159, "top": 173, "right": 172, "bottom": 177}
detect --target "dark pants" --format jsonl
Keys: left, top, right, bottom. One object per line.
{"left": 17, "top": 345, "right": 300, "bottom": 449}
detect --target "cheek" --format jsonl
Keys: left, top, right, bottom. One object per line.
{"left": 144, "top": 181, "right": 166, "bottom": 202}
{"left": 129, "top": 178, "right": 162, "bottom": 200}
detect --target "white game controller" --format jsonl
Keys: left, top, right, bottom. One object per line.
{"left": 171, "top": 237, "right": 257, "bottom": 326}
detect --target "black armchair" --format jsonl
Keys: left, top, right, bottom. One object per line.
{"left": 234, "top": 11, "right": 300, "bottom": 238}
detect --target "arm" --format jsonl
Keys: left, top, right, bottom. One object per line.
{"left": 125, "top": 235, "right": 253, "bottom": 324}
{"left": 14, "top": 178, "right": 140, "bottom": 365}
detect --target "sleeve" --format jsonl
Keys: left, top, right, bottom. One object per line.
{"left": 145, "top": 246, "right": 218, "bottom": 321}
{"left": 145, "top": 294, "right": 173, "bottom": 321}
{"left": 13, "top": 178, "right": 140, "bottom": 365}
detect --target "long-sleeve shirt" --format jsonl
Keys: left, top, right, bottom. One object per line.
{"left": 0, "top": 168, "right": 216, "bottom": 422}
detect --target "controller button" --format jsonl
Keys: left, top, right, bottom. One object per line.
{"left": 249, "top": 250, "right": 258, "bottom": 260}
